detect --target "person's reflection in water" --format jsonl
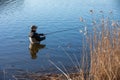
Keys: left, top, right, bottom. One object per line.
{"left": 29, "top": 25, "right": 46, "bottom": 59}
{"left": 29, "top": 43, "right": 46, "bottom": 59}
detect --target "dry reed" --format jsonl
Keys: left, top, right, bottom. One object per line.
{"left": 76, "top": 13, "right": 120, "bottom": 80}
{"left": 88, "top": 19, "right": 120, "bottom": 80}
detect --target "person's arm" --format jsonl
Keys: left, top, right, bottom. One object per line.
{"left": 34, "top": 33, "right": 46, "bottom": 41}
{"left": 33, "top": 33, "right": 41, "bottom": 41}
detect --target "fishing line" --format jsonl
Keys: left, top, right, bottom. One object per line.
{"left": 44, "top": 26, "right": 81, "bottom": 35}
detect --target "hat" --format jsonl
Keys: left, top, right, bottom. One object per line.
{"left": 31, "top": 25, "right": 37, "bottom": 29}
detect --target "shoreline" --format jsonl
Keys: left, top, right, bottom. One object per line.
{"left": 0, "top": 66, "right": 81, "bottom": 80}
{"left": 14, "top": 72, "right": 83, "bottom": 80}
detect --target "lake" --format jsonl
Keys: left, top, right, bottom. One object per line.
{"left": 0, "top": 0, "right": 120, "bottom": 79}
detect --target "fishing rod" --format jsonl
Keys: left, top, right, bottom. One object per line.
{"left": 44, "top": 27, "right": 80, "bottom": 35}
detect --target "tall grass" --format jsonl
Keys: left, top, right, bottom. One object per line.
{"left": 88, "top": 19, "right": 120, "bottom": 80}
{"left": 77, "top": 10, "right": 120, "bottom": 79}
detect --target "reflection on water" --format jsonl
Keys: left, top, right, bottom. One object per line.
{"left": 0, "top": 0, "right": 120, "bottom": 78}
{"left": 29, "top": 43, "right": 46, "bottom": 59}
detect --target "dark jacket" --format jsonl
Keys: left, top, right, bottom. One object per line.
{"left": 29, "top": 31, "right": 45, "bottom": 43}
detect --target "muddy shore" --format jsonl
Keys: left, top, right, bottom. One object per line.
{"left": 14, "top": 72, "right": 83, "bottom": 80}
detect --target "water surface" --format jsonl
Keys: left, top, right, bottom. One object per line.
{"left": 0, "top": 0, "right": 120, "bottom": 78}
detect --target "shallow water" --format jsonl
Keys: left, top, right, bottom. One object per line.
{"left": 0, "top": 0, "right": 120, "bottom": 77}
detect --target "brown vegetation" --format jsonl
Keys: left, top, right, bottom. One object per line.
{"left": 88, "top": 19, "right": 120, "bottom": 80}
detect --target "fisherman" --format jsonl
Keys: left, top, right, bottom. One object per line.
{"left": 29, "top": 25, "right": 46, "bottom": 59}
{"left": 29, "top": 25, "right": 46, "bottom": 44}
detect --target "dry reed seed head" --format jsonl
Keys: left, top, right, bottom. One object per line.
{"left": 79, "top": 30, "right": 83, "bottom": 33}
{"left": 109, "top": 11, "right": 113, "bottom": 14}
{"left": 83, "top": 27, "right": 88, "bottom": 35}
{"left": 84, "top": 26, "right": 87, "bottom": 31}
{"left": 104, "top": 37, "right": 107, "bottom": 40}
{"left": 80, "top": 17, "right": 84, "bottom": 22}
{"left": 90, "top": 10, "right": 94, "bottom": 14}
{"left": 84, "top": 32, "right": 87, "bottom": 35}
{"left": 112, "top": 21, "right": 117, "bottom": 27}
{"left": 92, "top": 21, "right": 96, "bottom": 25}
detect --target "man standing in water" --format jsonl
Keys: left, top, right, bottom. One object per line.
{"left": 29, "top": 25, "right": 46, "bottom": 44}
{"left": 29, "top": 25, "right": 46, "bottom": 59}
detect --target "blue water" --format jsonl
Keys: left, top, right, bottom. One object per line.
{"left": 0, "top": 0, "right": 120, "bottom": 75}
